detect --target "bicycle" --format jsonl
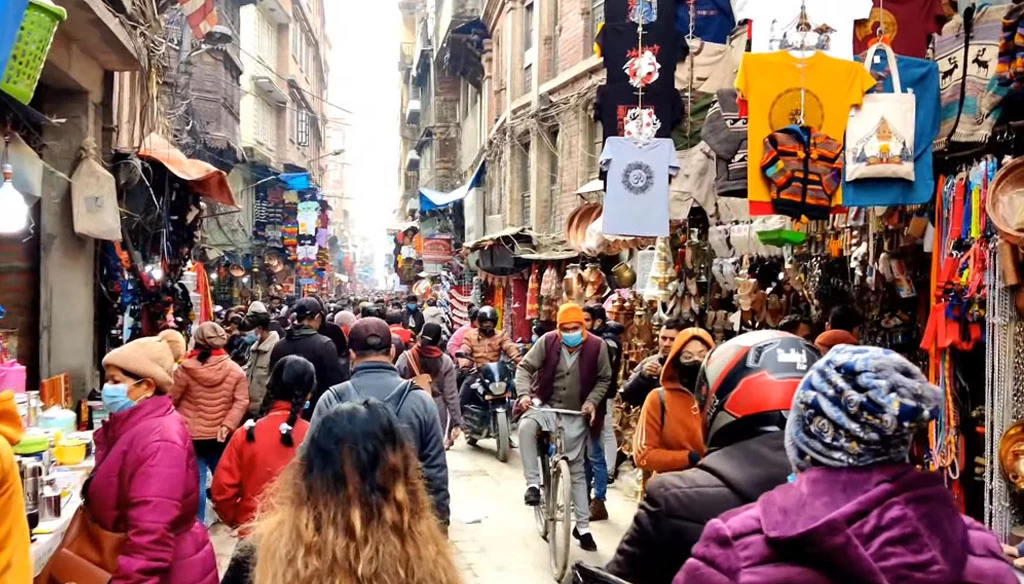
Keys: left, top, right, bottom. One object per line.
{"left": 529, "top": 405, "right": 587, "bottom": 582}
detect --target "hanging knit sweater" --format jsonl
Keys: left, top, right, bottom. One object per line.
{"left": 934, "top": 4, "right": 1013, "bottom": 149}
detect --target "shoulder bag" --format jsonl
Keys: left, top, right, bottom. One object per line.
{"left": 845, "top": 43, "right": 916, "bottom": 182}
{"left": 35, "top": 454, "right": 127, "bottom": 584}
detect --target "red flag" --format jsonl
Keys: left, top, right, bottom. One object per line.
{"left": 179, "top": 0, "right": 218, "bottom": 40}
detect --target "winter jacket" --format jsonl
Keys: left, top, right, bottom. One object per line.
{"left": 310, "top": 361, "right": 450, "bottom": 522}
{"left": 621, "top": 354, "right": 663, "bottom": 407}
{"left": 244, "top": 331, "right": 280, "bottom": 415}
{"left": 87, "top": 395, "right": 217, "bottom": 584}
{"left": 423, "top": 305, "right": 445, "bottom": 326}
{"left": 171, "top": 352, "right": 249, "bottom": 440}
{"left": 634, "top": 329, "right": 714, "bottom": 473}
{"left": 447, "top": 324, "right": 473, "bottom": 357}
{"left": 676, "top": 464, "right": 1017, "bottom": 584}
{"left": 269, "top": 326, "right": 348, "bottom": 419}
{"left": 319, "top": 320, "right": 349, "bottom": 357}
{"left": 0, "top": 391, "right": 29, "bottom": 583}
{"left": 608, "top": 432, "right": 791, "bottom": 584}
{"left": 391, "top": 324, "right": 414, "bottom": 345}
{"left": 211, "top": 402, "right": 309, "bottom": 529}
{"left": 396, "top": 347, "right": 464, "bottom": 430}
{"left": 405, "top": 308, "right": 426, "bottom": 336}
{"left": 460, "top": 328, "right": 520, "bottom": 365}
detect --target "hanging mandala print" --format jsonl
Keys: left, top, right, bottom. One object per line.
{"left": 621, "top": 161, "right": 655, "bottom": 195}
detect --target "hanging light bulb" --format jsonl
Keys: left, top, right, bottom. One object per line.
{"left": 0, "top": 164, "right": 28, "bottom": 234}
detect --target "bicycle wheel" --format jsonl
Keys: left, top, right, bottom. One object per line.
{"left": 535, "top": 452, "right": 550, "bottom": 540}
{"left": 549, "top": 458, "right": 573, "bottom": 581}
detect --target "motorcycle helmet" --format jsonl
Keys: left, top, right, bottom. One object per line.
{"left": 477, "top": 306, "right": 499, "bottom": 326}
{"left": 695, "top": 330, "right": 821, "bottom": 450}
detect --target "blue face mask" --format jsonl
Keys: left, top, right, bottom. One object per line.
{"left": 243, "top": 331, "right": 258, "bottom": 344}
{"left": 407, "top": 303, "right": 417, "bottom": 311}
{"left": 561, "top": 331, "right": 584, "bottom": 348}
{"left": 102, "top": 381, "right": 141, "bottom": 414}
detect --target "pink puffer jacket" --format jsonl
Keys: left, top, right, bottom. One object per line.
{"left": 171, "top": 352, "right": 249, "bottom": 440}
{"left": 87, "top": 395, "right": 217, "bottom": 584}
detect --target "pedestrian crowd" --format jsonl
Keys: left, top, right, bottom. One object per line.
{"left": 6, "top": 294, "right": 1023, "bottom": 584}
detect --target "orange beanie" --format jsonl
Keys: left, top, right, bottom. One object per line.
{"left": 557, "top": 303, "right": 586, "bottom": 327}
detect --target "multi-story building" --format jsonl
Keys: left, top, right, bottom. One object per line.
{"left": 401, "top": 0, "right": 606, "bottom": 243}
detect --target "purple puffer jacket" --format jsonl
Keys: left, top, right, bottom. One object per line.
{"left": 87, "top": 395, "right": 218, "bottom": 584}
{"left": 675, "top": 464, "right": 1016, "bottom": 584}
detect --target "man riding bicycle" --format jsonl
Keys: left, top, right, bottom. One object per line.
{"left": 515, "top": 303, "right": 612, "bottom": 552}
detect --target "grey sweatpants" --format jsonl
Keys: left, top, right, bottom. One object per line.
{"left": 519, "top": 410, "right": 590, "bottom": 530}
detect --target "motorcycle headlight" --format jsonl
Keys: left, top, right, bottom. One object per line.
{"left": 489, "top": 381, "right": 507, "bottom": 396}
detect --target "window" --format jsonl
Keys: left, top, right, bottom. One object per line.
{"left": 548, "top": 126, "right": 560, "bottom": 231}
{"left": 592, "top": 0, "right": 605, "bottom": 32}
{"left": 524, "top": 3, "right": 534, "bottom": 50}
{"left": 524, "top": 64, "right": 532, "bottom": 94}
{"left": 256, "top": 98, "right": 276, "bottom": 147}
{"left": 258, "top": 10, "right": 277, "bottom": 68}
{"left": 519, "top": 137, "right": 531, "bottom": 225}
{"left": 551, "top": 0, "right": 560, "bottom": 76}
{"left": 295, "top": 102, "right": 310, "bottom": 146}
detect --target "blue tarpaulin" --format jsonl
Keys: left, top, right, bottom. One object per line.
{"left": 279, "top": 172, "right": 311, "bottom": 191}
{"left": 419, "top": 161, "right": 485, "bottom": 212}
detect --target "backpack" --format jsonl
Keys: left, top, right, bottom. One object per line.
{"left": 329, "top": 378, "right": 425, "bottom": 416}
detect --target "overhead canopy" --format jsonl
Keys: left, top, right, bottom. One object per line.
{"left": 419, "top": 161, "right": 485, "bottom": 212}
{"left": 575, "top": 179, "right": 605, "bottom": 195}
{"left": 463, "top": 226, "right": 530, "bottom": 251}
{"left": 139, "top": 133, "right": 238, "bottom": 208}
{"left": 279, "top": 172, "right": 311, "bottom": 191}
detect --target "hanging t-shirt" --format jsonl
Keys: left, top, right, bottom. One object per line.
{"left": 736, "top": 50, "right": 876, "bottom": 215}
{"left": 852, "top": 0, "right": 946, "bottom": 58}
{"left": 676, "top": 0, "right": 736, "bottom": 44}
{"left": 735, "top": 0, "right": 873, "bottom": 61}
{"left": 597, "top": 23, "right": 682, "bottom": 90}
{"left": 595, "top": 84, "right": 684, "bottom": 142}
{"left": 843, "top": 53, "right": 940, "bottom": 207}
{"left": 600, "top": 137, "right": 680, "bottom": 237}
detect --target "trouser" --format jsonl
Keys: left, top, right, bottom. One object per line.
{"left": 193, "top": 439, "right": 226, "bottom": 524}
{"left": 519, "top": 415, "right": 590, "bottom": 531}
{"left": 459, "top": 374, "right": 482, "bottom": 410}
{"left": 584, "top": 407, "right": 617, "bottom": 501}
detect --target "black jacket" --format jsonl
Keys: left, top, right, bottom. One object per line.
{"left": 268, "top": 326, "right": 348, "bottom": 420}
{"left": 596, "top": 322, "right": 625, "bottom": 394}
{"left": 405, "top": 308, "right": 425, "bottom": 336}
{"left": 606, "top": 431, "right": 791, "bottom": 584}
{"left": 620, "top": 355, "right": 662, "bottom": 408}
{"left": 319, "top": 320, "right": 351, "bottom": 378}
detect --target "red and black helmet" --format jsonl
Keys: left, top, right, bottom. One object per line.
{"left": 695, "top": 330, "right": 822, "bottom": 450}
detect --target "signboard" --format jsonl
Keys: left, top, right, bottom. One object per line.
{"left": 422, "top": 236, "right": 453, "bottom": 263}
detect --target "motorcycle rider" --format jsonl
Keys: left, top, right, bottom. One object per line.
{"left": 606, "top": 331, "right": 822, "bottom": 584}
{"left": 515, "top": 303, "right": 612, "bottom": 552}
{"left": 458, "top": 306, "right": 521, "bottom": 410}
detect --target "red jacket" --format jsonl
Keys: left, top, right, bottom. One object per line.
{"left": 390, "top": 324, "right": 413, "bottom": 345}
{"left": 210, "top": 402, "right": 309, "bottom": 529}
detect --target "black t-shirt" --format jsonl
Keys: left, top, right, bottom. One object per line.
{"left": 604, "top": 0, "right": 677, "bottom": 34}
{"left": 597, "top": 23, "right": 684, "bottom": 91}
{"left": 595, "top": 83, "right": 684, "bottom": 143}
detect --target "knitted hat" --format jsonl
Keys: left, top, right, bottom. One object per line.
{"left": 102, "top": 330, "right": 187, "bottom": 392}
{"left": 334, "top": 310, "right": 356, "bottom": 329}
{"left": 193, "top": 321, "right": 229, "bottom": 350}
{"left": 246, "top": 301, "right": 270, "bottom": 316}
{"left": 785, "top": 345, "right": 941, "bottom": 471}
{"left": 557, "top": 303, "right": 586, "bottom": 327}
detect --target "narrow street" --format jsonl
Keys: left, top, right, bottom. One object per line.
{"left": 211, "top": 439, "right": 638, "bottom": 583}
{"left": 447, "top": 440, "right": 635, "bottom": 584}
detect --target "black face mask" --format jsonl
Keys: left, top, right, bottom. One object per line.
{"left": 480, "top": 326, "right": 496, "bottom": 337}
{"left": 677, "top": 361, "right": 701, "bottom": 391}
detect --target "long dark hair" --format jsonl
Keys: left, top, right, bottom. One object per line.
{"left": 246, "top": 355, "right": 316, "bottom": 447}
{"left": 252, "top": 400, "right": 461, "bottom": 584}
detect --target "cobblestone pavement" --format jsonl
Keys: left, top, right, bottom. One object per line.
{"left": 210, "top": 438, "right": 639, "bottom": 583}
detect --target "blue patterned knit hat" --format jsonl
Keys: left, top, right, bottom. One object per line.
{"left": 785, "top": 345, "right": 941, "bottom": 470}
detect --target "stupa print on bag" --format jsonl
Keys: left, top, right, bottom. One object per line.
{"left": 850, "top": 118, "right": 913, "bottom": 166}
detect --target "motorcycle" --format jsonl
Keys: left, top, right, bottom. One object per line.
{"left": 460, "top": 359, "right": 515, "bottom": 462}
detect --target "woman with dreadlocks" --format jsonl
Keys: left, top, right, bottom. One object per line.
{"left": 220, "top": 400, "right": 462, "bottom": 584}
{"left": 211, "top": 355, "right": 314, "bottom": 530}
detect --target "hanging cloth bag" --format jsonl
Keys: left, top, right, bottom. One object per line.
{"left": 845, "top": 43, "right": 916, "bottom": 182}
{"left": 70, "top": 138, "right": 121, "bottom": 241}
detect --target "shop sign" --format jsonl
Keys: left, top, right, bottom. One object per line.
{"left": 422, "top": 236, "right": 453, "bottom": 263}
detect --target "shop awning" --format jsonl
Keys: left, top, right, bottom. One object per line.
{"left": 575, "top": 179, "right": 604, "bottom": 195}
{"left": 419, "top": 161, "right": 485, "bottom": 211}
{"left": 463, "top": 226, "right": 530, "bottom": 251}
{"left": 139, "top": 133, "right": 238, "bottom": 208}
{"left": 279, "top": 172, "right": 311, "bottom": 191}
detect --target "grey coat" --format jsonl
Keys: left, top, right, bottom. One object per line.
{"left": 395, "top": 350, "right": 463, "bottom": 431}
{"left": 244, "top": 331, "right": 280, "bottom": 415}
{"left": 309, "top": 361, "right": 451, "bottom": 522}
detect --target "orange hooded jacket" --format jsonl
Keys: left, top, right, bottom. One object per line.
{"left": 633, "top": 328, "right": 715, "bottom": 473}
{"left": 0, "top": 390, "right": 30, "bottom": 582}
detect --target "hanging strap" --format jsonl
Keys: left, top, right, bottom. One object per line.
{"left": 862, "top": 42, "right": 904, "bottom": 93}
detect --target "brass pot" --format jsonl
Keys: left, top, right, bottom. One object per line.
{"left": 1000, "top": 420, "right": 1024, "bottom": 490}
{"left": 611, "top": 261, "right": 637, "bottom": 289}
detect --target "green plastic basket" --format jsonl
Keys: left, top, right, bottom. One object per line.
{"left": 0, "top": 0, "right": 66, "bottom": 105}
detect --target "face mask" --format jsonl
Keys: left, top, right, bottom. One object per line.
{"left": 102, "top": 381, "right": 142, "bottom": 414}
{"left": 243, "top": 331, "right": 258, "bottom": 344}
{"left": 561, "top": 331, "right": 584, "bottom": 348}
{"left": 677, "top": 362, "right": 701, "bottom": 390}
{"left": 480, "top": 327, "right": 496, "bottom": 337}
{"left": 407, "top": 303, "right": 417, "bottom": 311}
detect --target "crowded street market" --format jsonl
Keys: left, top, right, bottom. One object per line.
{"left": 9, "top": 0, "right": 1024, "bottom": 582}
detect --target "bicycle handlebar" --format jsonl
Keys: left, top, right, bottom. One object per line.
{"left": 528, "top": 406, "right": 587, "bottom": 416}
